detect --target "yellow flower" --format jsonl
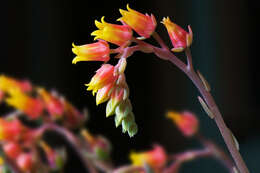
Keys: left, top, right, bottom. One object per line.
{"left": 119, "top": 4, "right": 157, "bottom": 38}
{"left": 91, "top": 17, "right": 132, "bottom": 46}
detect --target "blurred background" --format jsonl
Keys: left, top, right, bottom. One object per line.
{"left": 3, "top": 0, "right": 259, "bottom": 172}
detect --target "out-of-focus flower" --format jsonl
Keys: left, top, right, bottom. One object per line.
{"left": 0, "top": 75, "right": 32, "bottom": 93}
{"left": 0, "top": 90, "right": 4, "bottom": 103}
{"left": 166, "top": 111, "right": 198, "bottom": 137}
{"left": 3, "top": 142, "right": 22, "bottom": 160}
{"left": 61, "top": 99, "right": 85, "bottom": 128}
{"left": 81, "top": 129, "right": 111, "bottom": 160}
{"left": 5, "top": 89, "right": 43, "bottom": 119}
{"left": 16, "top": 153, "right": 33, "bottom": 172}
{"left": 39, "top": 141, "right": 66, "bottom": 170}
{"left": 161, "top": 17, "right": 193, "bottom": 52}
{"left": 118, "top": 4, "right": 157, "bottom": 38}
{"left": 130, "top": 145, "right": 167, "bottom": 169}
{"left": 0, "top": 156, "right": 3, "bottom": 165}
{"left": 86, "top": 64, "right": 117, "bottom": 95}
{"left": 91, "top": 17, "right": 132, "bottom": 46}
{"left": 0, "top": 118, "right": 27, "bottom": 141}
{"left": 37, "top": 88, "right": 64, "bottom": 119}
{"left": 72, "top": 40, "right": 110, "bottom": 64}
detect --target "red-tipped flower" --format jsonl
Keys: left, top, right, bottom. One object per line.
{"left": 86, "top": 64, "right": 117, "bottom": 95}
{"left": 5, "top": 89, "right": 44, "bottom": 119}
{"left": 119, "top": 4, "right": 157, "bottom": 38}
{"left": 16, "top": 153, "right": 33, "bottom": 172}
{"left": 162, "top": 17, "right": 193, "bottom": 52}
{"left": 91, "top": 17, "right": 132, "bottom": 46}
{"left": 167, "top": 111, "right": 198, "bottom": 137}
{"left": 37, "top": 88, "right": 64, "bottom": 119}
{"left": 0, "top": 75, "right": 32, "bottom": 93}
{"left": 72, "top": 40, "right": 110, "bottom": 64}
{"left": 130, "top": 145, "right": 167, "bottom": 169}
{"left": 0, "top": 118, "right": 27, "bottom": 141}
{"left": 3, "top": 142, "right": 22, "bottom": 160}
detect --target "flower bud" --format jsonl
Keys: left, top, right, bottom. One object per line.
{"left": 91, "top": 17, "right": 132, "bottom": 46}
{"left": 166, "top": 111, "right": 198, "bottom": 137}
{"left": 96, "top": 83, "right": 114, "bottom": 105}
{"left": 86, "top": 64, "right": 117, "bottom": 95}
{"left": 162, "top": 17, "right": 193, "bottom": 52}
{"left": 130, "top": 145, "right": 167, "bottom": 169}
{"left": 72, "top": 40, "right": 110, "bottom": 64}
{"left": 119, "top": 4, "right": 157, "bottom": 38}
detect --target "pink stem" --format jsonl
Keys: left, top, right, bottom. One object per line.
{"left": 36, "top": 123, "right": 99, "bottom": 173}
{"left": 139, "top": 34, "right": 249, "bottom": 173}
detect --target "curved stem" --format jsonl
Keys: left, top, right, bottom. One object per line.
{"left": 148, "top": 35, "right": 249, "bottom": 172}
{"left": 36, "top": 123, "right": 98, "bottom": 173}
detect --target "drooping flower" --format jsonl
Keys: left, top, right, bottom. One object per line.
{"left": 166, "top": 111, "right": 198, "bottom": 137}
{"left": 96, "top": 83, "right": 114, "bottom": 105}
{"left": 0, "top": 75, "right": 32, "bottom": 93}
{"left": 91, "top": 17, "right": 132, "bottom": 46}
{"left": 37, "top": 88, "right": 64, "bottom": 119}
{"left": 118, "top": 4, "right": 157, "bottom": 38}
{"left": 3, "top": 142, "right": 22, "bottom": 160}
{"left": 0, "top": 118, "right": 27, "bottom": 141}
{"left": 161, "top": 17, "right": 193, "bottom": 52}
{"left": 5, "top": 89, "right": 44, "bottom": 119}
{"left": 86, "top": 64, "right": 117, "bottom": 95}
{"left": 130, "top": 145, "right": 167, "bottom": 169}
{"left": 72, "top": 40, "right": 110, "bottom": 64}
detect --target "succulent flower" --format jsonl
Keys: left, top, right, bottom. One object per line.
{"left": 118, "top": 4, "right": 157, "bottom": 38}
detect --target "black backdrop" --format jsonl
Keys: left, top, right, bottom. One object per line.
{"left": 2, "top": 0, "right": 259, "bottom": 172}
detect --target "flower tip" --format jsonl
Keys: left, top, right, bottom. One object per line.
{"left": 171, "top": 47, "right": 185, "bottom": 52}
{"left": 72, "top": 58, "right": 78, "bottom": 64}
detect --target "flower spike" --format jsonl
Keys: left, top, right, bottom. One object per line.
{"left": 118, "top": 4, "right": 157, "bottom": 38}
{"left": 91, "top": 17, "right": 132, "bottom": 46}
{"left": 72, "top": 40, "right": 110, "bottom": 64}
{"left": 161, "top": 17, "right": 193, "bottom": 52}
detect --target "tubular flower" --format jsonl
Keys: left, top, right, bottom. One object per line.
{"left": 5, "top": 89, "right": 44, "bottom": 119}
{"left": 3, "top": 142, "right": 22, "bottom": 160}
{"left": 72, "top": 40, "right": 110, "bottom": 64}
{"left": 37, "top": 88, "right": 64, "bottom": 119}
{"left": 161, "top": 17, "right": 193, "bottom": 52}
{"left": 119, "top": 4, "right": 157, "bottom": 38}
{"left": 130, "top": 145, "right": 167, "bottom": 169}
{"left": 96, "top": 83, "right": 114, "bottom": 105}
{"left": 166, "top": 111, "right": 198, "bottom": 137}
{"left": 0, "top": 75, "right": 32, "bottom": 93}
{"left": 0, "top": 118, "right": 27, "bottom": 141}
{"left": 86, "top": 64, "right": 117, "bottom": 95}
{"left": 91, "top": 17, "right": 132, "bottom": 46}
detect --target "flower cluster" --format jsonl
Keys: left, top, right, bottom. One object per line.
{"left": 72, "top": 4, "right": 193, "bottom": 137}
{"left": 0, "top": 75, "right": 86, "bottom": 172}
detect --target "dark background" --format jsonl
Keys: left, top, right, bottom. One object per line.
{"left": 2, "top": 0, "right": 259, "bottom": 172}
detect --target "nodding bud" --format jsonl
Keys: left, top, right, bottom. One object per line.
{"left": 161, "top": 17, "right": 193, "bottom": 52}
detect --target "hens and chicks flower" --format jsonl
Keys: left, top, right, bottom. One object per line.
{"left": 72, "top": 4, "right": 193, "bottom": 137}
